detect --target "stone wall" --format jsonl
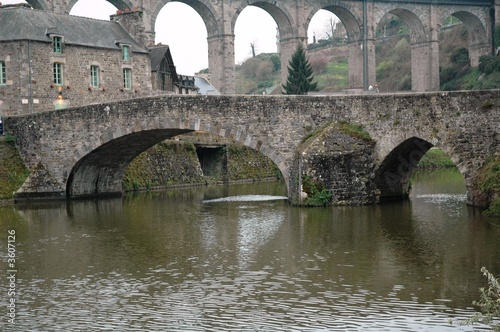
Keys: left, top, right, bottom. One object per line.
{"left": 111, "top": 10, "right": 150, "bottom": 48}
{"left": 123, "top": 141, "right": 205, "bottom": 191}
{"left": 299, "top": 123, "right": 379, "bottom": 205}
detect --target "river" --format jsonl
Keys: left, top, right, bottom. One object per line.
{"left": 1, "top": 168, "right": 499, "bottom": 331}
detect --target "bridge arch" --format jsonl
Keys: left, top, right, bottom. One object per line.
{"left": 67, "top": 129, "right": 191, "bottom": 197}
{"left": 306, "top": 1, "right": 363, "bottom": 89}
{"left": 231, "top": 1, "right": 297, "bottom": 87}
{"left": 66, "top": 117, "right": 290, "bottom": 198}
{"left": 307, "top": 2, "right": 362, "bottom": 42}
{"left": 375, "top": 7, "right": 434, "bottom": 91}
{"left": 439, "top": 10, "right": 491, "bottom": 67}
{"left": 233, "top": 1, "right": 295, "bottom": 41}
{"left": 375, "top": 137, "right": 433, "bottom": 202}
{"left": 375, "top": 6, "right": 429, "bottom": 44}
{"left": 66, "top": 0, "right": 132, "bottom": 14}
{"left": 374, "top": 136, "right": 473, "bottom": 204}
{"left": 151, "top": 1, "right": 220, "bottom": 38}
{"left": 24, "top": 0, "right": 48, "bottom": 10}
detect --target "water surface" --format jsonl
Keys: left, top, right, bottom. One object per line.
{"left": 0, "top": 169, "right": 499, "bottom": 331}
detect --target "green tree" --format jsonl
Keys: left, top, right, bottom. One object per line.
{"left": 282, "top": 44, "right": 318, "bottom": 94}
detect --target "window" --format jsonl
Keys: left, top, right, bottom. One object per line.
{"left": 53, "top": 63, "right": 63, "bottom": 85}
{"left": 90, "top": 65, "right": 99, "bottom": 88}
{"left": 122, "top": 45, "right": 130, "bottom": 61}
{"left": 0, "top": 61, "right": 5, "bottom": 85}
{"left": 123, "top": 68, "right": 132, "bottom": 90}
{"left": 53, "top": 36, "right": 62, "bottom": 54}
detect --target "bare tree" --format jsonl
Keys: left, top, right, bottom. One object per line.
{"left": 250, "top": 42, "right": 256, "bottom": 57}
{"left": 324, "top": 17, "right": 337, "bottom": 43}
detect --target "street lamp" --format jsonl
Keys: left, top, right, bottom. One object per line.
{"left": 53, "top": 86, "right": 69, "bottom": 110}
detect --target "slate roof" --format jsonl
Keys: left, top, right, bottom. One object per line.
{"left": 149, "top": 45, "right": 179, "bottom": 83}
{"left": 150, "top": 46, "right": 174, "bottom": 72}
{"left": 0, "top": 4, "right": 148, "bottom": 53}
{"left": 194, "top": 77, "right": 220, "bottom": 95}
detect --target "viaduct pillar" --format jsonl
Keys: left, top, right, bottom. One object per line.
{"left": 348, "top": 41, "right": 364, "bottom": 88}
{"left": 208, "top": 34, "right": 236, "bottom": 95}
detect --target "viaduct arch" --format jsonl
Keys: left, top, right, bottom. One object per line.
{"left": 5, "top": 90, "right": 499, "bottom": 207}
{"left": 21, "top": 0, "right": 496, "bottom": 94}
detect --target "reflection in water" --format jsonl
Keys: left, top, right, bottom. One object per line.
{"left": 0, "top": 171, "right": 499, "bottom": 331}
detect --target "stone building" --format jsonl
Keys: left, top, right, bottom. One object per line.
{"left": 0, "top": 3, "right": 202, "bottom": 117}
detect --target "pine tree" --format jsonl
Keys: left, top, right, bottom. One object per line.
{"left": 282, "top": 44, "right": 318, "bottom": 95}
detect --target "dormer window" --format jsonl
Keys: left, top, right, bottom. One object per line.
{"left": 122, "top": 45, "right": 130, "bottom": 61}
{"left": 53, "top": 36, "right": 63, "bottom": 54}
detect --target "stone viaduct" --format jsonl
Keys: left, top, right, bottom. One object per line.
{"left": 21, "top": 0, "right": 499, "bottom": 94}
{"left": 4, "top": 90, "right": 499, "bottom": 207}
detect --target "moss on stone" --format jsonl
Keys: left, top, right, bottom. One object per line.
{"left": 478, "top": 154, "right": 500, "bottom": 217}
{"left": 227, "top": 144, "right": 281, "bottom": 181}
{"left": 123, "top": 140, "right": 281, "bottom": 192}
{"left": 123, "top": 140, "right": 205, "bottom": 191}
{"left": 335, "top": 122, "right": 373, "bottom": 141}
{"left": 0, "top": 139, "right": 29, "bottom": 199}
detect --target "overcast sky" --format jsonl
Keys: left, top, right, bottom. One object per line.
{"left": 2, "top": 0, "right": 335, "bottom": 75}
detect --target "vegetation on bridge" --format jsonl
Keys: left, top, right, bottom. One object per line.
{"left": 0, "top": 138, "right": 29, "bottom": 199}
{"left": 301, "top": 175, "right": 332, "bottom": 207}
{"left": 477, "top": 154, "right": 500, "bottom": 217}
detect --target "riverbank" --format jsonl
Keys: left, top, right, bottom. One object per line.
{"left": 123, "top": 140, "right": 282, "bottom": 192}
{"left": 416, "top": 147, "right": 457, "bottom": 169}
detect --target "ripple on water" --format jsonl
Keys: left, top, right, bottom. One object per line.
{"left": 12, "top": 266, "right": 492, "bottom": 332}
{"left": 202, "top": 195, "right": 288, "bottom": 203}
{"left": 4, "top": 180, "right": 496, "bottom": 332}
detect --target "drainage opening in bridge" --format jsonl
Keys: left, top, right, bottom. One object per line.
{"left": 195, "top": 145, "right": 228, "bottom": 180}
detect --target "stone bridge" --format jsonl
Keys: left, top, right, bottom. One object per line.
{"left": 4, "top": 90, "right": 499, "bottom": 207}
{"left": 22, "top": 0, "right": 498, "bottom": 93}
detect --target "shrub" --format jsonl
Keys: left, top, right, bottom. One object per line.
{"left": 256, "top": 60, "right": 274, "bottom": 80}
{"left": 460, "top": 267, "right": 500, "bottom": 331}
{"left": 310, "top": 55, "right": 329, "bottom": 73}
{"left": 269, "top": 54, "right": 281, "bottom": 72}
{"left": 302, "top": 175, "right": 332, "bottom": 207}
{"left": 478, "top": 155, "right": 500, "bottom": 216}
{"left": 376, "top": 60, "right": 395, "bottom": 79}
{"left": 450, "top": 47, "right": 470, "bottom": 67}
{"left": 479, "top": 55, "right": 500, "bottom": 75}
